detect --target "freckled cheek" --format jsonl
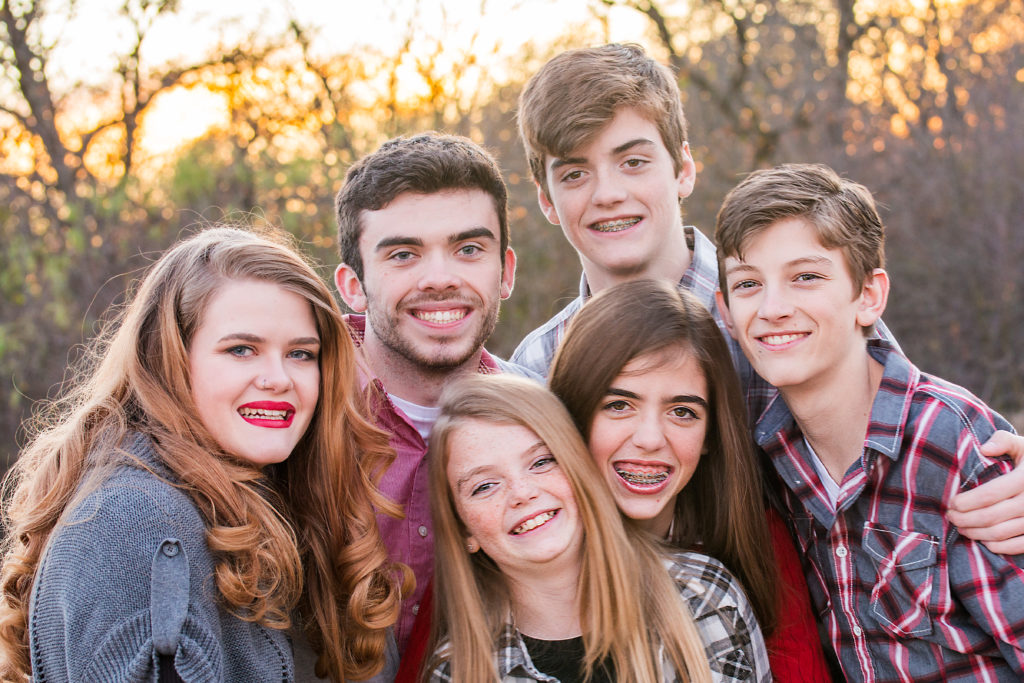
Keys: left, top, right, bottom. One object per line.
{"left": 455, "top": 502, "right": 502, "bottom": 542}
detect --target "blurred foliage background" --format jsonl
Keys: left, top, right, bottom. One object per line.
{"left": 2, "top": 0, "right": 1023, "bottom": 469}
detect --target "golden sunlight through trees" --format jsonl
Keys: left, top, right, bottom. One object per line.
{"left": 1, "top": 0, "right": 1023, "bottom": 467}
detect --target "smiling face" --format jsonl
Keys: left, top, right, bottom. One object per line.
{"left": 336, "top": 189, "right": 515, "bottom": 378}
{"left": 587, "top": 349, "right": 708, "bottom": 537}
{"left": 720, "top": 216, "right": 887, "bottom": 397}
{"left": 446, "top": 419, "right": 582, "bottom": 582}
{"left": 537, "top": 106, "right": 696, "bottom": 292}
{"left": 188, "top": 279, "right": 320, "bottom": 466}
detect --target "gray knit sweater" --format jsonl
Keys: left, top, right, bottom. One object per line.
{"left": 28, "top": 433, "right": 294, "bottom": 682}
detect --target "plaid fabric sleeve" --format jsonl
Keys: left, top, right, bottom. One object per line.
{"left": 667, "top": 551, "right": 773, "bottom": 683}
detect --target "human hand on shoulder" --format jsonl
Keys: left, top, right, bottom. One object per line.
{"left": 948, "top": 430, "right": 1024, "bottom": 555}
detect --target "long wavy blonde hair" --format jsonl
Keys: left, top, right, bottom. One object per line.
{"left": 0, "top": 226, "right": 407, "bottom": 681}
{"left": 425, "top": 374, "right": 712, "bottom": 683}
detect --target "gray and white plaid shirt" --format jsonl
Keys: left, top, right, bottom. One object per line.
{"left": 429, "top": 551, "right": 771, "bottom": 682}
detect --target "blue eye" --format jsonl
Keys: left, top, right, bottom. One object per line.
{"left": 227, "top": 345, "right": 254, "bottom": 357}
{"left": 288, "top": 348, "right": 317, "bottom": 361}
{"left": 531, "top": 455, "right": 556, "bottom": 471}
{"left": 471, "top": 482, "right": 495, "bottom": 496}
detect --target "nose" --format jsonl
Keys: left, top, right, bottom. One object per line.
{"left": 256, "top": 357, "right": 293, "bottom": 392}
{"left": 757, "top": 283, "right": 795, "bottom": 321}
{"left": 417, "top": 250, "right": 461, "bottom": 292}
{"left": 590, "top": 168, "right": 627, "bottom": 207}
{"left": 631, "top": 409, "right": 667, "bottom": 452}
{"left": 508, "top": 475, "right": 540, "bottom": 507}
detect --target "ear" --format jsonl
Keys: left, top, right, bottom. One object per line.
{"left": 715, "top": 290, "right": 739, "bottom": 340}
{"left": 500, "top": 247, "right": 516, "bottom": 300}
{"left": 465, "top": 536, "right": 480, "bottom": 554}
{"left": 535, "top": 181, "right": 560, "bottom": 226}
{"left": 856, "top": 268, "right": 889, "bottom": 328}
{"left": 335, "top": 263, "right": 367, "bottom": 313}
{"left": 676, "top": 142, "right": 697, "bottom": 200}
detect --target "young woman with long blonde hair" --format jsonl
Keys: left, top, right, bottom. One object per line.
{"left": 424, "top": 373, "right": 769, "bottom": 682}
{"left": 0, "top": 226, "right": 406, "bottom": 681}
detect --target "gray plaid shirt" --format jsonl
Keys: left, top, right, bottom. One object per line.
{"left": 429, "top": 551, "right": 771, "bottom": 682}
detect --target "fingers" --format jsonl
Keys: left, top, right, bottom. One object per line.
{"left": 979, "top": 430, "right": 1024, "bottom": 466}
{"left": 949, "top": 463, "right": 1024, "bottom": 514}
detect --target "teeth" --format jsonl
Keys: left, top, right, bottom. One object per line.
{"left": 761, "top": 333, "right": 803, "bottom": 345}
{"left": 591, "top": 217, "right": 640, "bottom": 232}
{"left": 512, "top": 510, "right": 556, "bottom": 535}
{"left": 239, "top": 407, "right": 288, "bottom": 420}
{"left": 414, "top": 309, "right": 467, "bottom": 324}
{"left": 615, "top": 467, "right": 669, "bottom": 486}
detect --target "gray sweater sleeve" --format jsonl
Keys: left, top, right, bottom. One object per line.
{"left": 29, "top": 468, "right": 226, "bottom": 682}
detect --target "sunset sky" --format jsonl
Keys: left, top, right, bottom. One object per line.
{"left": 36, "top": 0, "right": 648, "bottom": 158}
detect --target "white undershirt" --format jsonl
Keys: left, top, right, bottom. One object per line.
{"left": 388, "top": 393, "right": 441, "bottom": 442}
{"left": 803, "top": 438, "right": 841, "bottom": 510}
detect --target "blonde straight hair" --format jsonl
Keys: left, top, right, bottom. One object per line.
{"left": 425, "top": 374, "right": 712, "bottom": 683}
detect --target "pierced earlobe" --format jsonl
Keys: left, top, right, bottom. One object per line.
{"left": 465, "top": 539, "right": 479, "bottom": 553}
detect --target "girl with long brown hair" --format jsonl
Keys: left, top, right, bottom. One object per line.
{"left": 424, "top": 373, "right": 769, "bottom": 682}
{"left": 548, "top": 278, "right": 831, "bottom": 681}
{"left": 0, "top": 226, "right": 406, "bottom": 681}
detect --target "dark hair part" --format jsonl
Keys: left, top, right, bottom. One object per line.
{"left": 715, "top": 162, "right": 886, "bottom": 303}
{"left": 549, "top": 279, "right": 778, "bottom": 636}
{"left": 518, "top": 43, "right": 688, "bottom": 198}
{"left": 335, "top": 132, "right": 510, "bottom": 281}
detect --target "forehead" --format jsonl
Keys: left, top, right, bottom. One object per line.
{"left": 447, "top": 420, "right": 542, "bottom": 473}
{"left": 614, "top": 348, "right": 707, "bottom": 391}
{"left": 546, "top": 107, "right": 668, "bottom": 165}
{"left": 358, "top": 189, "right": 499, "bottom": 246}
{"left": 731, "top": 217, "right": 830, "bottom": 260}
{"left": 193, "top": 279, "right": 318, "bottom": 341}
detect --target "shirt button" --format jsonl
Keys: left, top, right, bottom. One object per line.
{"left": 417, "top": 525, "right": 428, "bottom": 538}
{"left": 161, "top": 541, "right": 180, "bottom": 557}
{"left": 835, "top": 545, "right": 848, "bottom": 558}
{"left": 412, "top": 603, "right": 420, "bottom": 615}
{"left": 852, "top": 625, "right": 863, "bottom": 637}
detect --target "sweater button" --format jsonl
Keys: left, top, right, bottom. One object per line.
{"left": 162, "top": 541, "right": 180, "bottom": 557}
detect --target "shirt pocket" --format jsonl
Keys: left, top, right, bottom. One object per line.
{"left": 862, "top": 522, "right": 939, "bottom": 637}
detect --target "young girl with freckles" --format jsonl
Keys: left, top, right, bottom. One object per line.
{"left": 423, "top": 373, "right": 770, "bottom": 683}
{"left": 0, "top": 227, "right": 408, "bottom": 682}
{"left": 548, "top": 278, "right": 833, "bottom": 682}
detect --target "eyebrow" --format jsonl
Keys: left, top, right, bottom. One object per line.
{"left": 217, "top": 332, "right": 320, "bottom": 346}
{"left": 725, "top": 254, "right": 834, "bottom": 277}
{"left": 607, "top": 387, "right": 708, "bottom": 407}
{"left": 450, "top": 227, "right": 497, "bottom": 244}
{"left": 373, "top": 227, "right": 497, "bottom": 253}
{"left": 549, "top": 138, "right": 656, "bottom": 173}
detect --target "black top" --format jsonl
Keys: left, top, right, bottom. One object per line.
{"left": 520, "top": 634, "right": 616, "bottom": 683}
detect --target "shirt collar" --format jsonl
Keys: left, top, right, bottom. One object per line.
{"left": 754, "top": 339, "right": 913, "bottom": 464}
{"left": 578, "top": 226, "right": 708, "bottom": 305}
{"left": 495, "top": 621, "right": 558, "bottom": 681}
